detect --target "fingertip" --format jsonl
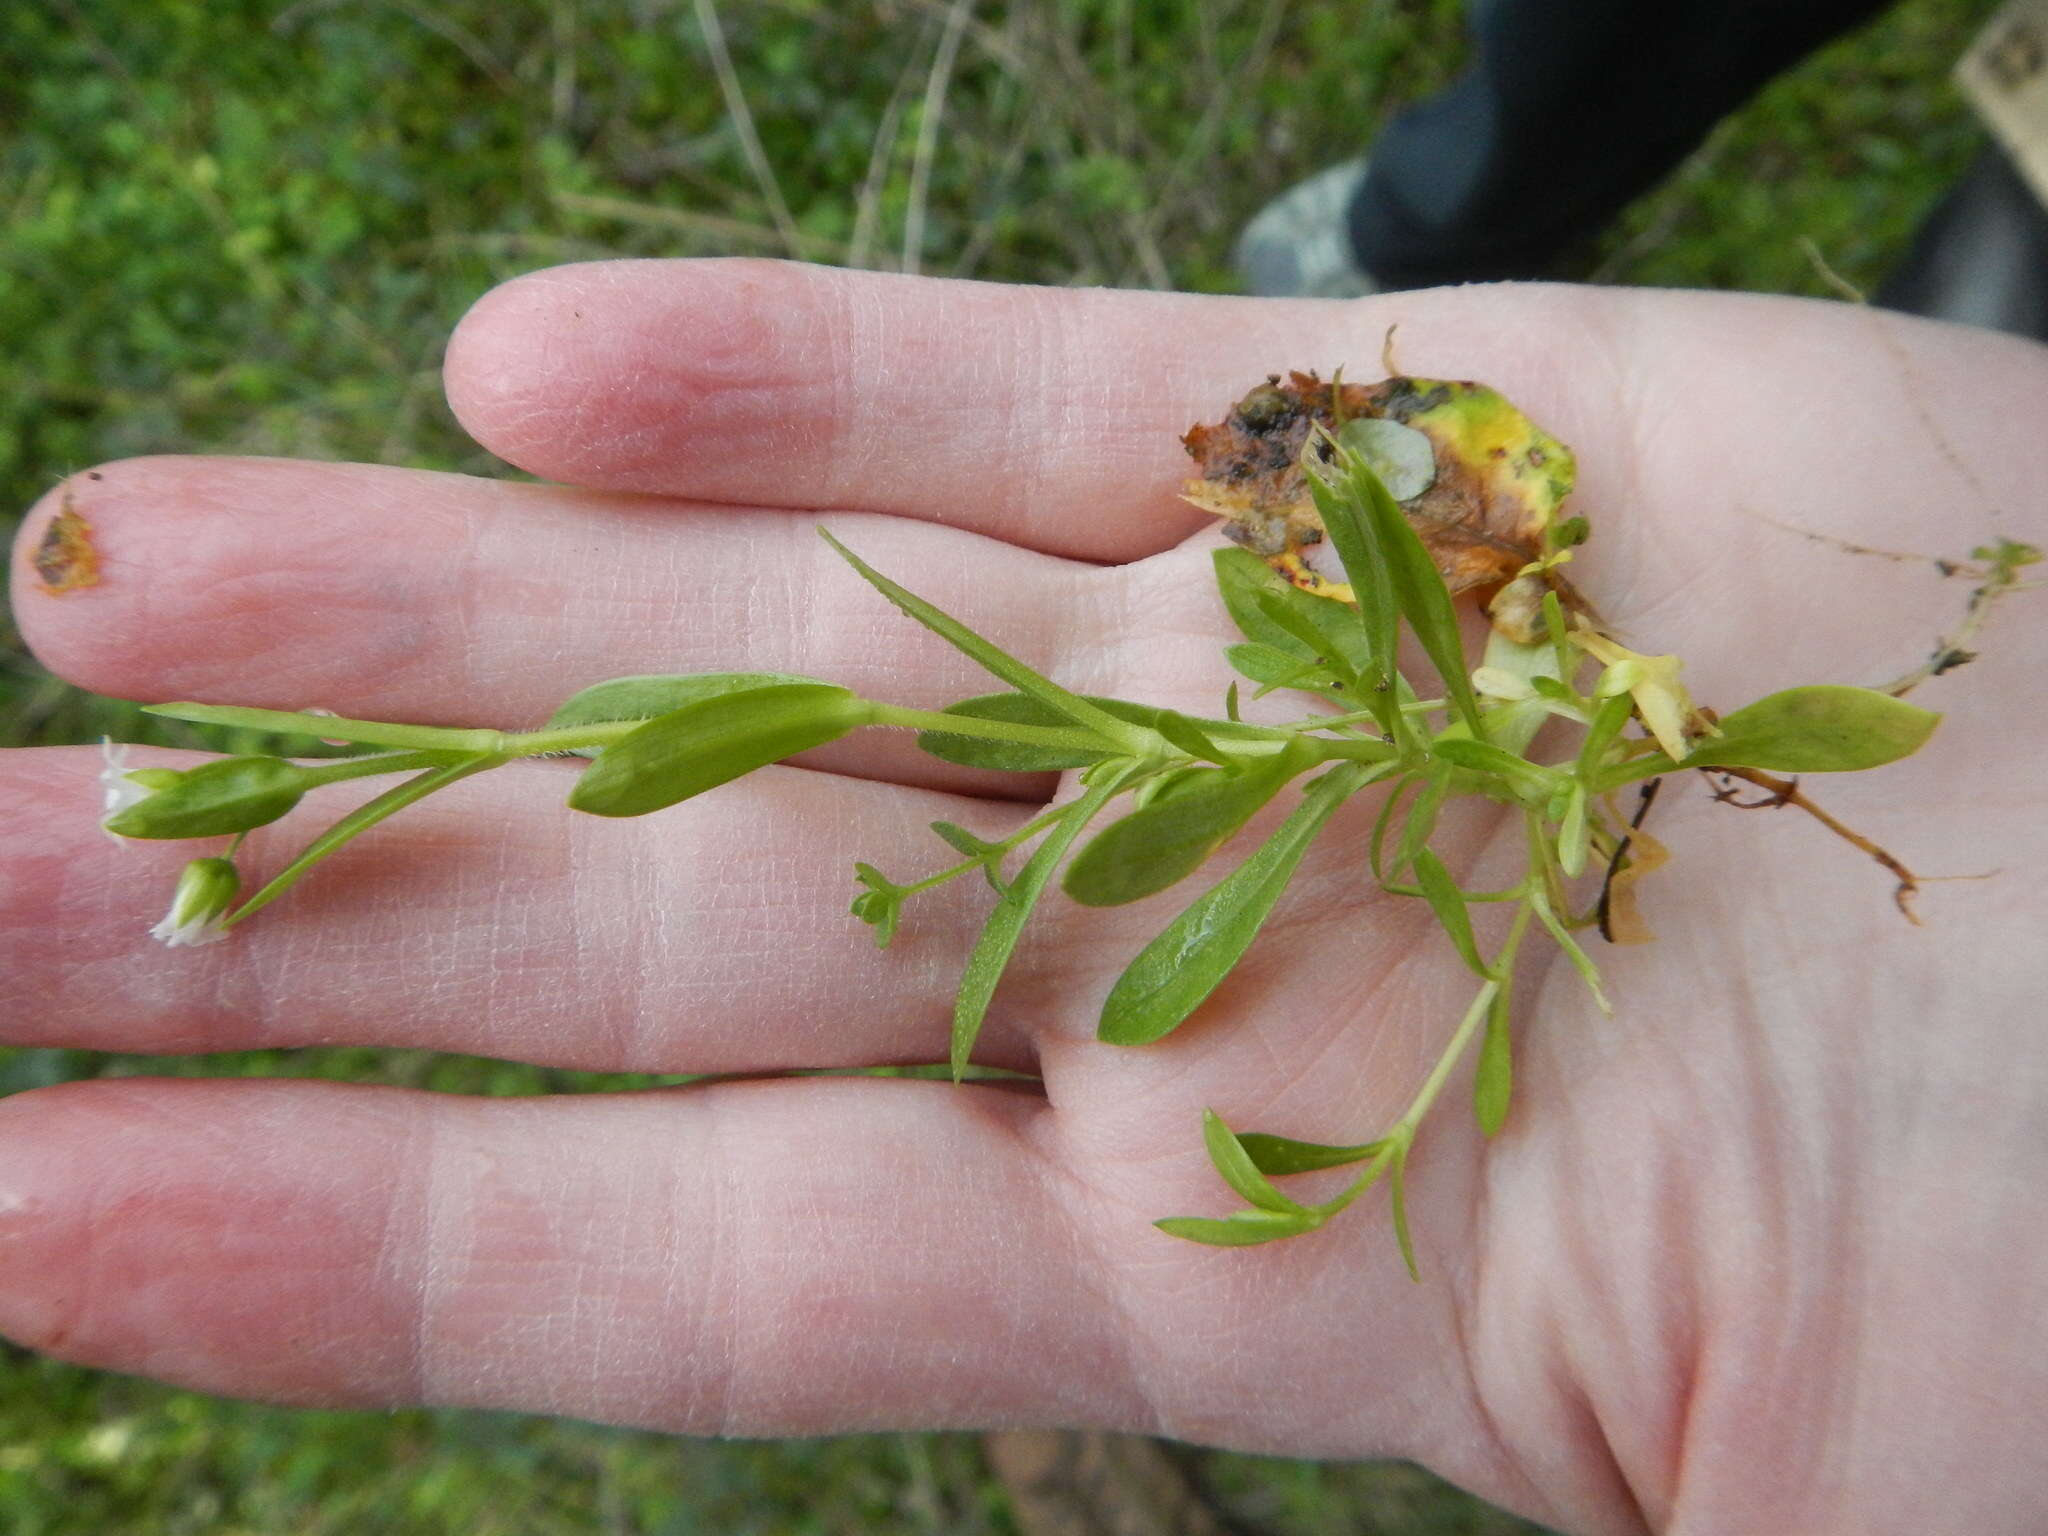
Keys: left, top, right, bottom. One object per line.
{"left": 0, "top": 1078, "right": 422, "bottom": 1406}
{"left": 443, "top": 257, "right": 835, "bottom": 490}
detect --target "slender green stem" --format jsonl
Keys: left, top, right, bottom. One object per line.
{"left": 900, "top": 804, "right": 1071, "bottom": 896}
{"left": 225, "top": 753, "right": 507, "bottom": 926}
{"left": 297, "top": 750, "right": 467, "bottom": 785}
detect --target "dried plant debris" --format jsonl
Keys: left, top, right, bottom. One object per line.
{"left": 1181, "top": 371, "right": 1584, "bottom": 637}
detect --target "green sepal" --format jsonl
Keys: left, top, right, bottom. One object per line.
{"left": 1681, "top": 685, "right": 1940, "bottom": 773}
{"left": 1474, "top": 985, "right": 1513, "bottom": 1136}
{"left": 568, "top": 683, "right": 871, "bottom": 817}
{"left": 951, "top": 770, "right": 1132, "bottom": 1078}
{"left": 1411, "top": 847, "right": 1486, "bottom": 979}
{"left": 1063, "top": 741, "right": 1316, "bottom": 908}
{"left": 850, "top": 863, "right": 907, "bottom": 947}
{"left": 1235, "top": 1132, "right": 1386, "bottom": 1175}
{"left": 1154, "top": 1210, "right": 1322, "bottom": 1247}
{"left": 104, "top": 755, "right": 309, "bottom": 839}
{"left": 1202, "top": 1110, "right": 1309, "bottom": 1214}
{"left": 1097, "top": 761, "right": 1376, "bottom": 1044}
{"left": 545, "top": 672, "right": 827, "bottom": 734}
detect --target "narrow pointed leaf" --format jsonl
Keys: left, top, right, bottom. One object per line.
{"left": 821, "top": 529, "right": 1147, "bottom": 750}
{"left": 1064, "top": 742, "right": 1317, "bottom": 908}
{"left": 1153, "top": 709, "right": 1234, "bottom": 767}
{"left": 1202, "top": 1110, "right": 1308, "bottom": 1214}
{"left": 1336, "top": 445, "right": 1485, "bottom": 735}
{"left": 1411, "top": 848, "right": 1486, "bottom": 978}
{"left": 1474, "top": 985, "right": 1513, "bottom": 1136}
{"left": 930, "top": 821, "right": 1009, "bottom": 892}
{"left": 952, "top": 770, "right": 1131, "bottom": 1077}
{"left": 1098, "top": 761, "right": 1376, "bottom": 1045}
{"left": 1389, "top": 1142, "right": 1421, "bottom": 1281}
{"left": 1154, "top": 1210, "right": 1320, "bottom": 1247}
{"left": 546, "top": 672, "right": 826, "bottom": 733}
{"left": 1223, "top": 642, "right": 1346, "bottom": 697}
{"left": 1236, "top": 1132, "right": 1387, "bottom": 1175}
{"left": 569, "top": 683, "right": 871, "bottom": 817}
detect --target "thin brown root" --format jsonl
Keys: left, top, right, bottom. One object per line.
{"left": 1878, "top": 543, "right": 2040, "bottom": 697}
{"left": 1597, "top": 777, "right": 1663, "bottom": 943}
{"left": 1707, "top": 766, "right": 1922, "bottom": 922}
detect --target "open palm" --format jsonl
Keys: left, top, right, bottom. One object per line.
{"left": 8, "top": 262, "right": 2045, "bottom": 1535}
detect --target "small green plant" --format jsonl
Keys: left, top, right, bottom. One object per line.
{"left": 101, "top": 379, "right": 2016, "bottom": 1276}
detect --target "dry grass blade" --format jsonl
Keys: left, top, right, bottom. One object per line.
{"left": 691, "top": 0, "right": 806, "bottom": 260}
{"left": 902, "top": 0, "right": 975, "bottom": 275}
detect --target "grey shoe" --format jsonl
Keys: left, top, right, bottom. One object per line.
{"left": 1235, "top": 158, "right": 1380, "bottom": 298}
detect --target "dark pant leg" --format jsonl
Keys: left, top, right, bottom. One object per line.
{"left": 1350, "top": 0, "right": 1899, "bottom": 286}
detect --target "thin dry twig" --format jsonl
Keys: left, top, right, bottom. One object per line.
{"left": 902, "top": 0, "right": 975, "bottom": 276}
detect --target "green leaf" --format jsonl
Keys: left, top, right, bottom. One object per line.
{"left": 820, "top": 529, "right": 1147, "bottom": 751}
{"left": 1097, "top": 761, "right": 1376, "bottom": 1044}
{"left": 1345, "top": 447, "right": 1485, "bottom": 736}
{"left": 952, "top": 770, "right": 1132, "bottom": 1077}
{"left": 1556, "top": 781, "right": 1591, "bottom": 879}
{"left": 1534, "top": 898, "right": 1610, "bottom": 1013}
{"left": 1412, "top": 848, "right": 1486, "bottom": 978}
{"left": 568, "top": 683, "right": 871, "bottom": 817}
{"left": 104, "top": 755, "right": 309, "bottom": 839}
{"left": 1223, "top": 642, "right": 1346, "bottom": 697}
{"left": 914, "top": 692, "right": 1141, "bottom": 771}
{"left": 1154, "top": 709, "right": 1234, "bottom": 767}
{"left": 1236, "top": 1132, "right": 1386, "bottom": 1175}
{"left": 1250, "top": 590, "right": 1360, "bottom": 688}
{"left": 1154, "top": 1210, "right": 1321, "bottom": 1247}
{"left": 1474, "top": 985, "right": 1513, "bottom": 1136}
{"left": 1430, "top": 736, "right": 1560, "bottom": 803}
{"left": 1303, "top": 456, "right": 1399, "bottom": 707}
{"left": 1681, "top": 685, "right": 1940, "bottom": 772}
{"left": 545, "top": 672, "right": 827, "bottom": 733}
{"left": 1389, "top": 1140, "right": 1421, "bottom": 1281}
{"left": 1202, "top": 1110, "right": 1308, "bottom": 1214}
{"left": 1390, "top": 770, "right": 1451, "bottom": 884}
{"left": 1336, "top": 416, "right": 1437, "bottom": 501}
{"left": 1063, "top": 741, "right": 1316, "bottom": 908}
{"left": 1212, "top": 547, "right": 1373, "bottom": 676}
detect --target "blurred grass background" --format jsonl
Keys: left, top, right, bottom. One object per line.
{"left": 0, "top": 0, "right": 2002, "bottom": 1529}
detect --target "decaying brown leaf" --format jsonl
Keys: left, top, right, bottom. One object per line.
{"left": 1183, "top": 371, "right": 1582, "bottom": 637}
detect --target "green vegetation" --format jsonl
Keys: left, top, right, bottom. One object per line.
{"left": 0, "top": 0, "right": 2001, "bottom": 1529}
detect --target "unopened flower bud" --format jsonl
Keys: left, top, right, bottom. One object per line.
{"left": 150, "top": 857, "right": 240, "bottom": 948}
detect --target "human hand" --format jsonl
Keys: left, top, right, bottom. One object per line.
{"left": 6, "top": 262, "right": 2045, "bottom": 1535}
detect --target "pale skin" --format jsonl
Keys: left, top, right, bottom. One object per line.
{"left": 5, "top": 261, "right": 2046, "bottom": 1535}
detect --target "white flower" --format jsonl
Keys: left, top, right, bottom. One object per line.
{"left": 99, "top": 738, "right": 150, "bottom": 836}
{"left": 149, "top": 857, "right": 239, "bottom": 948}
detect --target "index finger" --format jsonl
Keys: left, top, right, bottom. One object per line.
{"left": 442, "top": 259, "right": 1604, "bottom": 563}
